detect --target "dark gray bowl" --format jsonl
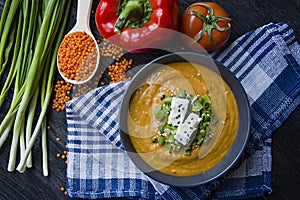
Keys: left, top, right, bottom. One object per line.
{"left": 119, "top": 52, "right": 250, "bottom": 187}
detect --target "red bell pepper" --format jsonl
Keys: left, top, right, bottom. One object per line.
{"left": 95, "top": 0, "right": 180, "bottom": 53}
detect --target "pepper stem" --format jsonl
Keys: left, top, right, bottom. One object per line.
{"left": 114, "top": 0, "right": 152, "bottom": 34}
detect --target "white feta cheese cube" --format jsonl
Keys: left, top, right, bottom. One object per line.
{"left": 185, "top": 113, "right": 202, "bottom": 129}
{"left": 174, "top": 113, "right": 201, "bottom": 146}
{"left": 175, "top": 124, "right": 196, "bottom": 145}
{"left": 167, "top": 97, "right": 190, "bottom": 127}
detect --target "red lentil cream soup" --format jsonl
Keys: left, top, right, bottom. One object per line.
{"left": 127, "top": 62, "right": 239, "bottom": 176}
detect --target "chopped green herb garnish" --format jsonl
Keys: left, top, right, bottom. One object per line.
{"left": 196, "top": 138, "right": 204, "bottom": 146}
{"left": 177, "top": 88, "right": 186, "bottom": 98}
{"left": 154, "top": 105, "right": 165, "bottom": 120}
{"left": 158, "top": 136, "right": 166, "bottom": 146}
{"left": 183, "top": 146, "right": 191, "bottom": 156}
{"left": 165, "top": 124, "right": 176, "bottom": 130}
{"left": 167, "top": 134, "right": 175, "bottom": 143}
{"left": 151, "top": 88, "right": 217, "bottom": 156}
{"left": 211, "top": 115, "right": 218, "bottom": 125}
{"left": 163, "top": 96, "right": 173, "bottom": 103}
{"left": 199, "top": 129, "right": 206, "bottom": 137}
{"left": 203, "top": 94, "right": 211, "bottom": 104}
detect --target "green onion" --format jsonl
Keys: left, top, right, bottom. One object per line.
{"left": 165, "top": 124, "right": 176, "bottom": 130}
{"left": 158, "top": 124, "right": 165, "bottom": 134}
{"left": 165, "top": 143, "right": 171, "bottom": 150}
{"left": 0, "top": 0, "right": 71, "bottom": 175}
{"left": 205, "top": 125, "right": 210, "bottom": 135}
{"left": 199, "top": 129, "right": 206, "bottom": 137}
{"left": 204, "top": 134, "right": 211, "bottom": 144}
{"left": 204, "top": 114, "right": 211, "bottom": 121}
{"left": 8, "top": 0, "right": 58, "bottom": 172}
{"left": 0, "top": 0, "right": 12, "bottom": 36}
{"left": 152, "top": 88, "right": 217, "bottom": 156}
{"left": 203, "top": 95, "right": 211, "bottom": 104}
{"left": 162, "top": 103, "right": 170, "bottom": 112}
{"left": 0, "top": 0, "right": 21, "bottom": 78}
{"left": 155, "top": 107, "right": 166, "bottom": 120}
{"left": 0, "top": 18, "right": 15, "bottom": 82}
{"left": 174, "top": 143, "right": 182, "bottom": 151}
{"left": 196, "top": 138, "right": 204, "bottom": 146}
{"left": 177, "top": 88, "right": 186, "bottom": 98}
{"left": 17, "top": 0, "right": 71, "bottom": 175}
{"left": 184, "top": 148, "right": 191, "bottom": 156}
{"left": 211, "top": 114, "right": 218, "bottom": 125}
{"left": 192, "top": 100, "right": 203, "bottom": 112}
{"left": 0, "top": 10, "right": 22, "bottom": 106}
{"left": 158, "top": 136, "right": 166, "bottom": 146}
{"left": 163, "top": 97, "right": 173, "bottom": 103}
{"left": 164, "top": 128, "right": 171, "bottom": 135}
{"left": 25, "top": 87, "right": 39, "bottom": 168}
{"left": 167, "top": 134, "right": 175, "bottom": 143}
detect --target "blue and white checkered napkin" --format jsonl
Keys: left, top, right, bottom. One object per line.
{"left": 65, "top": 22, "right": 300, "bottom": 199}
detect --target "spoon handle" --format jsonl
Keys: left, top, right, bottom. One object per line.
{"left": 74, "top": 0, "right": 93, "bottom": 33}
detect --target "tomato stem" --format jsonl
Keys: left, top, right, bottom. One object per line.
{"left": 185, "top": 3, "right": 231, "bottom": 45}
{"left": 114, "top": 0, "right": 152, "bottom": 34}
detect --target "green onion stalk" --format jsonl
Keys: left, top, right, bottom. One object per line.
{"left": 10, "top": 0, "right": 34, "bottom": 171}
{"left": 0, "top": 9, "right": 23, "bottom": 106}
{"left": 0, "top": 0, "right": 71, "bottom": 175}
{"left": 0, "top": 8, "right": 23, "bottom": 146}
{"left": 23, "top": 2, "right": 42, "bottom": 164}
{"left": 0, "top": 0, "right": 11, "bottom": 36}
{"left": 16, "top": 0, "right": 72, "bottom": 174}
{"left": 7, "top": 0, "right": 56, "bottom": 172}
{"left": 25, "top": 87, "right": 39, "bottom": 168}
{"left": 0, "top": 0, "right": 21, "bottom": 78}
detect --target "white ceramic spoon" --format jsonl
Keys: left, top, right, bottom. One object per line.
{"left": 57, "top": 0, "right": 100, "bottom": 85}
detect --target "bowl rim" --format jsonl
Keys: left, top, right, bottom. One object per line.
{"left": 119, "top": 52, "right": 251, "bottom": 187}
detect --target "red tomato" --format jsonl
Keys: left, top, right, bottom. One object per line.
{"left": 180, "top": 2, "right": 231, "bottom": 52}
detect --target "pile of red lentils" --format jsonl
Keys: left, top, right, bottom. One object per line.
{"left": 57, "top": 31, "right": 98, "bottom": 82}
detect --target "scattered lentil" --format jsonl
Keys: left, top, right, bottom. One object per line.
{"left": 57, "top": 31, "right": 98, "bottom": 82}
{"left": 56, "top": 137, "right": 60, "bottom": 142}
{"left": 52, "top": 80, "right": 73, "bottom": 112}
{"left": 72, "top": 79, "right": 98, "bottom": 98}
{"left": 108, "top": 58, "right": 133, "bottom": 84}
{"left": 100, "top": 39, "right": 125, "bottom": 61}
{"left": 56, "top": 153, "right": 61, "bottom": 158}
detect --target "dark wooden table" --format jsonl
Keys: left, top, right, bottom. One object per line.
{"left": 0, "top": 0, "right": 299, "bottom": 200}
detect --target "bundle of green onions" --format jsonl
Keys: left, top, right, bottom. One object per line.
{"left": 0, "top": 0, "right": 71, "bottom": 176}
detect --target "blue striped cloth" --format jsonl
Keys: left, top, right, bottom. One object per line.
{"left": 65, "top": 22, "right": 300, "bottom": 199}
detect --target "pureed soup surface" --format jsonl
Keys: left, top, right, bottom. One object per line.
{"left": 127, "top": 62, "right": 239, "bottom": 176}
